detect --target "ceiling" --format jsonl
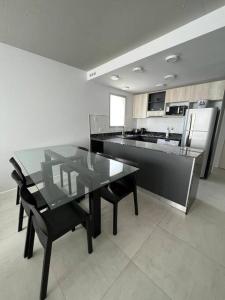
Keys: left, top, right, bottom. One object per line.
{"left": 1, "top": 0, "right": 225, "bottom": 70}
{"left": 95, "top": 27, "right": 225, "bottom": 94}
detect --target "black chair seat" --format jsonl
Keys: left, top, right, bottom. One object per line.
{"left": 26, "top": 171, "right": 43, "bottom": 187}
{"left": 41, "top": 203, "right": 82, "bottom": 240}
{"left": 101, "top": 181, "right": 131, "bottom": 203}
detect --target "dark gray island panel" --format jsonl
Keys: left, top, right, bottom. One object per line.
{"left": 103, "top": 138, "right": 203, "bottom": 213}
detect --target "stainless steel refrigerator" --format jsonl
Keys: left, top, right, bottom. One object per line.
{"left": 183, "top": 108, "right": 217, "bottom": 178}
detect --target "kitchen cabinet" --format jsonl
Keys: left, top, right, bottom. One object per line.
{"left": 165, "top": 87, "right": 187, "bottom": 103}
{"left": 166, "top": 80, "right": 225, "bottom": 103}
{"left": 133, "top": 93, "right": 148, "bottom": 118}
{"left": 208, "top": 80, "right": 225, "bottom": 100}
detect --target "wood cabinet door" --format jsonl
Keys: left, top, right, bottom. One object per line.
{"left": 165, "top": 87, "right": 186, "bottom": 103}
{"left": 194, "top": 83, "right": 209, "bottom": 100}
{"left": 133, "top": 93, "right": 148, "bottom": 118}
{"left": 165, "top": 89, "right": 175, "bottom": 103}
{"left": 208, "top": 80, "right": 225, "bottom": 100}
{"left": 176, "top": 87, "right": 187, "bottom": 102}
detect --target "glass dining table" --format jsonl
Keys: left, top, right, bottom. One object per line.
{"left": 15, "top": 144, "right": 139, "bottom": 237}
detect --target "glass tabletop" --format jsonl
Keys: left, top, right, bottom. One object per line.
{"left": 15, "top": 144, "right": 138, "bottom": 209}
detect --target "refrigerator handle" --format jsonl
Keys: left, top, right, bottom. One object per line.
{"left": 186, "top": 113, "right": 192, "bottom": 147}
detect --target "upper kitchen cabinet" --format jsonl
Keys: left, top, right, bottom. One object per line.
{"left": 165, "top": 87, "right": 186, "bottom": 103}
{"left": 208, "top": 80, "right": 225, "bottom": 100}
{"left": 186, "top": 80, "right": 225, "bottom": 101}
{"left": 133, "top": 93, "right": 148, "bottom": 118}
{"left": 166, "top": 80, "right": 225, "bottom": 103}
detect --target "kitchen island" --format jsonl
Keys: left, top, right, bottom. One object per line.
{"left": 101, "top": 137, "right": 203, "bottom": 213}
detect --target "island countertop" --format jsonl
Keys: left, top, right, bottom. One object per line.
{"left": 103, "top": 137, "right": 203, "bottom": 159}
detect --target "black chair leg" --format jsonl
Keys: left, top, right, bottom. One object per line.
{"left": 27, "top": 224, "right": 35, "bottom": 259}
{"left": 16, "top": 186, "right": 20, "bottom": 205}
{"left": 40, "top": 242, "right": 52, "bottom": 300}
{"left": 68, "top": 172, "right": 72, "bottom": 195}
{"left": 18, "top": 203, "right": 24, "bottom": 232}
{"left": 133, "top": 186, "right": 138, "bottom": 216}
{"left": 24, "top": 215, "right": 32, "bottom": 258}
{"left": 113, "top": 203, "right": 118, "bottom": 235}
{"left": 86, "top": 218, "right": 93, "bottom": 254}
{"left": 60, "top": 167, "right": 63, "bottom": 187}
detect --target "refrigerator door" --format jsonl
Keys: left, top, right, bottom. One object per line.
{"left": 183, "top": 108, "right": 217, "bottom": 178}
{"left": 188, "top": 131, "right": 209, "bottom": 149}
{"left": 185, "top": 108, "right": 217, "bottom": 132}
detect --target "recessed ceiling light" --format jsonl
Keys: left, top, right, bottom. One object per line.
{"left": 155, "top": 83, "right": 167, "bottom": 87}
{"left": 132, "top": 66, "right": 144, "bottom": 73}
{"left": 165, "top": 54, "right": 179, "bottom": 63}
{"left": 164, "top": 74, "right": 176, "bottom": 80}
{"left": 110, "top": 75, "right": 120, "bottom": 81}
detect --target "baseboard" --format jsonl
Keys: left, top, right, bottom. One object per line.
{"left": 0, "top": 187, "right": 16, "bottom": 195}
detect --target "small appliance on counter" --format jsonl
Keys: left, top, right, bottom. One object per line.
{"left": 166, "top": 105, "right": 188, "bottom": 116}
{"left": 140, "top": 128, "right": 147, "bottom": 134}
{"left": 132, "top": 128, "right": 141, "bottom": 134}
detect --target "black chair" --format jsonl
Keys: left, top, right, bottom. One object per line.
{"left": 97, "top": 153, "right": 139, "bottom": 235}
{"left": 9, "top": 157, "right": 42, "bottom": 205}
{"left": 11, "top": 170, "right": 48, "bottom": 234}
{"left": 20, "top": 185, "right": 93, "bottom": 300}
{"left": 60, "top": 146, "right": 89, "bottom": 195}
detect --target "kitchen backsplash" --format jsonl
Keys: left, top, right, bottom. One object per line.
{"left": 136, "top": 116, "right": 185, "bottom": 134}
{"left": 89, "top": 114, "right": 133, "bottom": 134}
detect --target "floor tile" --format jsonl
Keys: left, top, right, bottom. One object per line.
{"left": 133, "top": 226, "right": 225, "bottom": 300}
{"left": 197, "top": 168, "right": 225, "bottom": 212}
{"left": 159, "top": 203, "right": 225, "bottom": 267}
{"left": 50, "top": 230, "right": 129, "bottom": 300}
{"left": 102, "top": 262, "right": 170, "bottom": 300}
{"left": 191, "top": 199, "right": 225, "bottom": 229}
{"left": 102, "top": 192, "right": 167, "bottom": 258}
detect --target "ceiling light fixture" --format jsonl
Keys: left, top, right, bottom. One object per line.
{"left": 110, "top": 75, "right": 120, "bottom": 81}
{"left": 165, "top": 54, "right": 179, "bottom": 63}
{"left": 155, "top": 83, "right": 166, "bottom": 87}
{"left": 132, "top": 66, "right": 144, "bottom": 73}
{"left": 164, "top": 74, "right": 176, "bottom": 80}
{"left": 122, "top": 86, "right": 130, "bottom": 90}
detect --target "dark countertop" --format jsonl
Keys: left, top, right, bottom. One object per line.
{"left": 90, "top": 132, "right": 182, "bottom": 142}
{"left": 103, "top": 137, "right": 203, "bottom": 159}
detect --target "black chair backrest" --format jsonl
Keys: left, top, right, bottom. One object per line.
{"left": 11, "top": 170, "right": 24, "bottom": 188}
{"left": 78, "top": 146, "right": 88, "bottom": 151}
{"left": 20, "top": 186, "right": 48, "bottom": 235}
{"left": 9, "top": 157, "right": 26, "bottom": 183}
{"left": 97, "top": 152, "right": 114, "bottom": 160}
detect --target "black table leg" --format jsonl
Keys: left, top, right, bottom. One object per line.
{"left": 89, "top": 189, "right": 101, "bottom": 238}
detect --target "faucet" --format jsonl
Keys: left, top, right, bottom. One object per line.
{"left": 166, "top": 127, "right": 174, "bottom": 139}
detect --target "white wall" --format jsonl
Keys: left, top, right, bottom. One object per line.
{"left": 0, "top": 43, "right": 133, "bottom": 192}
{"left": 136, "top": 117, "right": 185, "bottom": 134}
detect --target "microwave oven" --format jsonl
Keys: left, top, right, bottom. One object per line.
{"left": 166, "top": 105, "right": 188, "bottom": 116}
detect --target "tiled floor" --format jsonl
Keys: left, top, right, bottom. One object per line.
{"left": 197, "top": 167, "right": 225, "bottom": 212}
{"left": 0, "top": 168, "right": 225, "bottom": 300}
